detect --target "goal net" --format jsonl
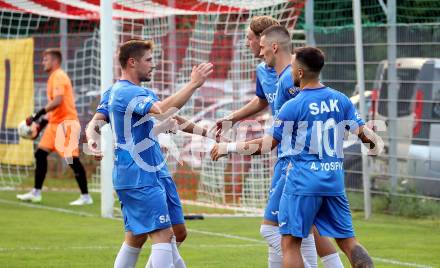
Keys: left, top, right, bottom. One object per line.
{"left": 0, "top": 0, "right": 304, "bottom": 216}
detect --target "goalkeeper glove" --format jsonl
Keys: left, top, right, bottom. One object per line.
{"left": 26, "top": 108, "right": 46, "bottom": 126}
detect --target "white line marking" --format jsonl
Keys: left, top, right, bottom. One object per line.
{"left": 372, "top": 257, "right": 434, "bottom": 268}
{"left": 187, "top": 229, "right": 265, "bottom": 244}
{"left": 0, "top": 246, "right": 117, "bottom": 252}
{"left": 0, "top": 198, "right": 435, "bottom": 268}
{"left": 0, "top": 244, "right": 263, "bottom": 252}
{"left": 0, "top": 199, "right": 95, "bottom": 217}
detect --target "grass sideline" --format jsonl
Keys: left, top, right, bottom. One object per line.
{"left": 1, "top": 190, "right": 440, "bottom": 267}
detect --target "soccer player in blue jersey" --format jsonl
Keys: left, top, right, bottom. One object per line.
{"left": 258, "top": 26, "right": 317, "bottom": 268}
{"left": 209, "top": 16, "right": 287, "bottom": 267}
{"left": 212, "top": 47, "right": 382, "bottom": 268}
{"left": 87, "top": 40, "right": 213, "bottom": 268}
{"left": 259, "top": 25, "right": 346, "bottom": 268}
{"left": 88, "top": 56, "right": 214, "bottom": 268}
{"left": 213, "top": 22, "right": 344, "bottom": 267}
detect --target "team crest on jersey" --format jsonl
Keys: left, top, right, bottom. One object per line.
{"left": 289, "top": 87, "right": 299, "bottom": 96}
{"left": 274, "top": 119, "right": 283, "bottom": 127}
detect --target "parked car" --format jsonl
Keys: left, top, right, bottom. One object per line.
{"left": 349, "top": 58, "right": 440, "bottom": 196}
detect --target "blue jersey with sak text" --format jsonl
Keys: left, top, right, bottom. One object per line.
{"left": 270, "top": 86, "right": 365, "bottom": 196}
{"left": 107, "top": 80, "right": 171, "bottom": 190}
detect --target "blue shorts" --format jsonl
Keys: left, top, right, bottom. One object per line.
{"left": 278, "top": 193, "right": 355, "bottom": 238}
{"left": 116, "top": 185, "right": 172, "bottom": 236}
{"left": 264, "top": 158, "right": 289, "bottom": 223}
{"left": 159, "top": 177, "right": 185, "bottom": 225}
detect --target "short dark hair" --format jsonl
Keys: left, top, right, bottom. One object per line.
{"left": 293, "top": 46, "right": 325, "bottom": 74}
{"left": 43, "top": 48, "right": 62, "bottom": 63}
{"left": 249, "top": 16, "right": 279, "bottom": 36}
{"left": 261, "top": 25, "right": 290, "bottom": 39}
{"left": 118, "top": 39, "right": 154, "bottom": 69}
{"left": 261, "top": 25, "right": 291, "bottom": 51}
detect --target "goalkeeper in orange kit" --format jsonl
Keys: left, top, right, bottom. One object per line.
{"left": 17, "top": 48, "right": 92, "bottom": 206}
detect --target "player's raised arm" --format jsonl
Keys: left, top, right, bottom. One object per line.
{"left": 149, "top": 63, "right": 213, "bottom": 115}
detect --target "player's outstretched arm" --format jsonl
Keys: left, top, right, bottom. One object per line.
{"left": 150, "top": 63, "right": 213, "bottom": 115}
{"left": 211, "top": 134, "right": 278, "bottom": 161}
{"left": 356, "top": 125, "right": 384, "bottom": 155}
{"left": 209, "top": 96, "right": 268, "bottom": 135}
{"left": 85, "top": 112, "right": 108, "bottom": 160}
{"left": 174, "top": 115, "right": 209, "bottom": 137}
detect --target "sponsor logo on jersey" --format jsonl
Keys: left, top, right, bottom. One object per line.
{"left": 159, "top": 214, "right": 171, "bottom": 224}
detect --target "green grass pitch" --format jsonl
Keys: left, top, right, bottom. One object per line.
{"left": 0, "top": 190, "right": 439, "bottom": 268}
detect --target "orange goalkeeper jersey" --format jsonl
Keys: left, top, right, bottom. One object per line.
{"left": 46, "top": 68, "right": 78, "bottom": 124}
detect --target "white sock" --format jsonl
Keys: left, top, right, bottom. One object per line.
{"left": 81, "top": 194, "right": 91, "bottom": 200}
{"left": 171, "top": 236, "right": 186, "bottom": 268}
{"left": 322, "top": 252, "right": 344, "bottom": 268}
{"left": 32, "top": 188, "right": 41, "bottom": 196}
{"left": 150, "top": 243, "right": 174, "bottom": 268}
{"left": 260, "top": 225, "right": 282, "bottom": 255}
{"left": 114, "top": 242, "right": 141, "bottom": 268}
{"left": 301, "top": 234, "right": 318, "bottom": 268}
{"left": 260, "top": 225, "right": 315, "bottom": 268}
{"left": 268, "top": 246, "right": 282, "bottom": 268}
{"left": 146, "top": 238, "right": 184, "bottom": 268}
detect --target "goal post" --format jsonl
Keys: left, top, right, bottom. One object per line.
{"left": 100, "top": 0, "right": 114, "bottom": 219}
{"left": 0, "top": 0, "right": 304, "bottom": 217}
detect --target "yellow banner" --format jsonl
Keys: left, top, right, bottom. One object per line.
{"left": 0, "top": 38, "right": 34, "bottom": 166}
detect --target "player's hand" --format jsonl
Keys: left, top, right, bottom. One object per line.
{"left": 25, "top": 115, "right": 34, "bottom": 126}
{"left": 152, "top": 117, "right": 178, "bottom": 136}
{"left": 26, "top": 108, "right": 47, "bottom": 126}
{"left": 367, "top": 139, "right": 384, "bottom": 156}
{"left": 87, "top": 138, "right": 103, "bottom": 161}
{"left": 210, "top": 143, "right": 228, "bottom": 161}
{"left": 208, "top": 116, "right": 233, "bottom": 142}
{"left": 190, "top": 62, "right": 214, "bottom": 88}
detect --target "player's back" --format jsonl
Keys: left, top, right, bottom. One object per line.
{"left": 274, "top": 86, "right": 364, "bottom": 195}
{"left": 46, "top": 68, "right": 78, "bottom": 123}
{"left": 108, "top": 80, "right": 165, "bottom": 190}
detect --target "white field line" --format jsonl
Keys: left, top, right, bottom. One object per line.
{"left": 0, "top": 244, "right": 263, "bottom": 252}
{"left": 0, "top": 198, "right": 434, "bottom": 268}
{"left": 371, "top": 257, "right": 434, "bottom": 268}
{"left": 0, "top": 199, "right": 96, "bottom": 217}
{"left": 187, "top": 228, "right": 265, "bottom": 244}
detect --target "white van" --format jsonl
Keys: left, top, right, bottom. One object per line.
{"left": 370, "top": 58, "right": 440, "bottom": 196}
